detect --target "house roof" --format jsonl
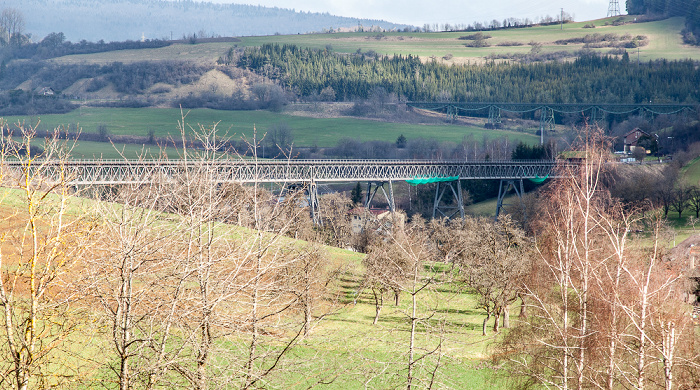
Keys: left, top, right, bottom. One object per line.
{"left": 623, "top": 128, "right": 650, "bottom": 143}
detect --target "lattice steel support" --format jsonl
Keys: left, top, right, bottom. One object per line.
{"left": 432, "top": 179, "right": 464, "bottom": 220}
{"left": 589, "top": 106, "right": 605, "bottom": 128}
{"left": 306, "top": 182, "right": 322, "bottom": 226}
{"left": 639, "top": 106, "right": 655, "bottom": 122}
{"left": 539, "top": 107, "right": 555, "bottom": 145}
{"left": 488, "top": 106, "right": 501, "bottom": 127}
{"left": 607, "top": 0, "right": 620, "bottom": 17}
{"left": 365, "top": 181, "right": 395, "bottom": 212}
{"left": 446, "top": 105, "right": 458, "bottom": 122}
{"left": 495, "top": 179, "right": 524, "bottom": 220}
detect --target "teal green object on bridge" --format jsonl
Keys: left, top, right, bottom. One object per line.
{"left": 406, "top": 176, "right": 459, "bottom": 186}
{"left": 529, "top": 174, "right": 549, "bottom": 184}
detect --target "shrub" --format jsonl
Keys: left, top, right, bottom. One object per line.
{"left": 85, "top": 78, "right": 108, "bottom": 92}
{"left": 464, "top": 39, "right": 490, "bottom": 48}
{"left": 458, "top": 32, "right": 491, "bottom": 40}
{"left": 497, "top": 41, "right": 524, "bottom": 46}
{"left": 607, "top": 48, "right": 628, "bottom": 55}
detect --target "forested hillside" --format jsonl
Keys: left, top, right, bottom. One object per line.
{"left": 6, "top": 0, "right": 406, "bottom": 42}
{"left": 2, "top": 43, "right": 699, "bottom": 116}
{"left": 237, "top": 44, "right": 700, "bottom": 103}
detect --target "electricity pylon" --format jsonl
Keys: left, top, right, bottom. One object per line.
{"left": 607, "top": 0, "right": 621, "bottom": 17}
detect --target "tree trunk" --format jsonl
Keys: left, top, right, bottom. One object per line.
{"left": 493, "top": 307, "right": 501, "bottom": 333}
{"left": 120, "top": 353, "right": 129, "bottom": 390}
{"left": 16, "top": 368, "right": 28, "bottom": 390}
{"left": 407, "top": 290, "right": 417, "bottom": 390}
{"left": 502, "top": 304, "right": 510, "bottom": 329}
{"left": 519, "top": 293, "right": 527, "bottom": 318}
{"left": 196, "top": 318, "right": 210, "bottom": 390}
{"left": 662, "top": 321, "right": 675, "bottom": 390}
{"left": 304, "top": 297, "right": 312, "bottom": 336}
{"left": 482, "top": 312, "right": 491, "bottom": 336}
{"left": 373, "top": 289, "right": 383, "bottom": 325}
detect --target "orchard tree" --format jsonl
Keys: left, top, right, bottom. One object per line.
{"left": 0, "top": 124, "right": 94, "bottom": 389}
{"left": 432, "top": 216, "right": 532, "bottom": 335}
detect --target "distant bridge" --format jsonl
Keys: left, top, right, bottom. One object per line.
{"left": 407, "top": 101, "right": 697, "bottom": 144}
{"left": 5, "top": 159, "right": 571, "bottom": 221}
{"left": 407, "top": 102, "right": 697, "bottom": 116}
{"left": 4, "top": 159, "right": 561, "bottom": 185}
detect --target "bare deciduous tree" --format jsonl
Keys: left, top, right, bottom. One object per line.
{"left": 494, "top": 128, "right": 699, "bottom": 390}
{"left": 361, "top": 215, "right": 449, "bottom": 389}
{"left": 0, "top": 124, "right": 93, "bottom": 389}
{"left": 0, "top": 8, "right": 25, "bottom": 46}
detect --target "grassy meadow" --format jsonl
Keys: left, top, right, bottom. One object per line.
{"left": 3, "top": 107, "right": 539, "bottom": 153}
{"left": 272, "top": 259, "right": 513, "bottom": 389}
{"left": 49, "top": 16, "right": 700, "bottom": 65}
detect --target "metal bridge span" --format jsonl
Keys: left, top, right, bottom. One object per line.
{"left": 7, "top": 159, "right": 567, "bottom": 220}
{"left": 7, "top": 159, "right": 563, "bottom": 185}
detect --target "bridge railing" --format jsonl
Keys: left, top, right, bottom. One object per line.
{"left": 1, "top": 159, "right": 572, "bottom": 185}
{"left": 3, "top": 158, "right": 558, "bottom": 165}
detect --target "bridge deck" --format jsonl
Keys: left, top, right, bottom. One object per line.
{"left": 3, "top": 159, "right": 567, "bottom": 185}
{"left": 407, "top": 101, "right": 696, "bottom": 115}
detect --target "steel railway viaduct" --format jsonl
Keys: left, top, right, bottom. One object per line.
{"left": 9, "top": 159, "right": 570, "bottom": 221}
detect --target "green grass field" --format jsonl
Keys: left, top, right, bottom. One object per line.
{"left": 68, "top": 140, "right": 184, "bottom": 160}
{"left": 50, "top": 16, "right": 700, "bottom": 65}
{"left": 2, "top": 107, "right": 538, "bottom": 150}
{"left": 275, "top": 262, "right": 514, "bottom": 389}
{"left": 681, "top": 156, "right": 700, "bottom": 186}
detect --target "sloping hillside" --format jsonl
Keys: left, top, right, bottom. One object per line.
{"left": 34, "top": 16, "right": 699, "bottom": 105}
{"left": 47, "top": 16, "right": 699, "bottom": 65}
{"left": 7, "top": 0, "right": 407, "bottom": 42}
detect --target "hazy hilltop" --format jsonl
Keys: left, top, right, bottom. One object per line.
{"left": 6, "top": 0, "right": 408, "bottom": 42}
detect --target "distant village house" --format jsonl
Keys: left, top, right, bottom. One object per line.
{"left": 36, "top": 87, "right": 55, "bottom": 96}
{"left": 623, "top": 128, "right": 650, "bottom": 153}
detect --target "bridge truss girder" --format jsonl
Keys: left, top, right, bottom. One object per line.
{"left": 6, "top": 160, "right": 564, "bottom": 186}
{"left": 5, "top": 159, "right": 567, "bottom": 223}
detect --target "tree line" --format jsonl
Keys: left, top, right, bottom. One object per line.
{"left": 237, "top": 44, "right": 700, "bottom": 104}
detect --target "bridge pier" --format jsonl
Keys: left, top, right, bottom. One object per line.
{"left": 306, "top": 182, "right": 321, "bottom": 226}
{"left": 589, "top": 106, "right": 605, "bottom": 128}
{"left": 446, "top": 105, "right": 458, "bottom": 122}
{"left": 365, "top": 181, "right": 395, "bottom": 212}
{"left": 287, "top": 182, "right": 322, "bottom": 226}
{"left": 487, "top": 106, "right": 501, "bottom": 128}
{"left": 432, "top": 179, "right": 464, "bottom": 220}
{"left": 495, "top": 179, "right": 524, "bottom": 221}
{"left": 539, "top": 107, "right": 555, "bottom": 145}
